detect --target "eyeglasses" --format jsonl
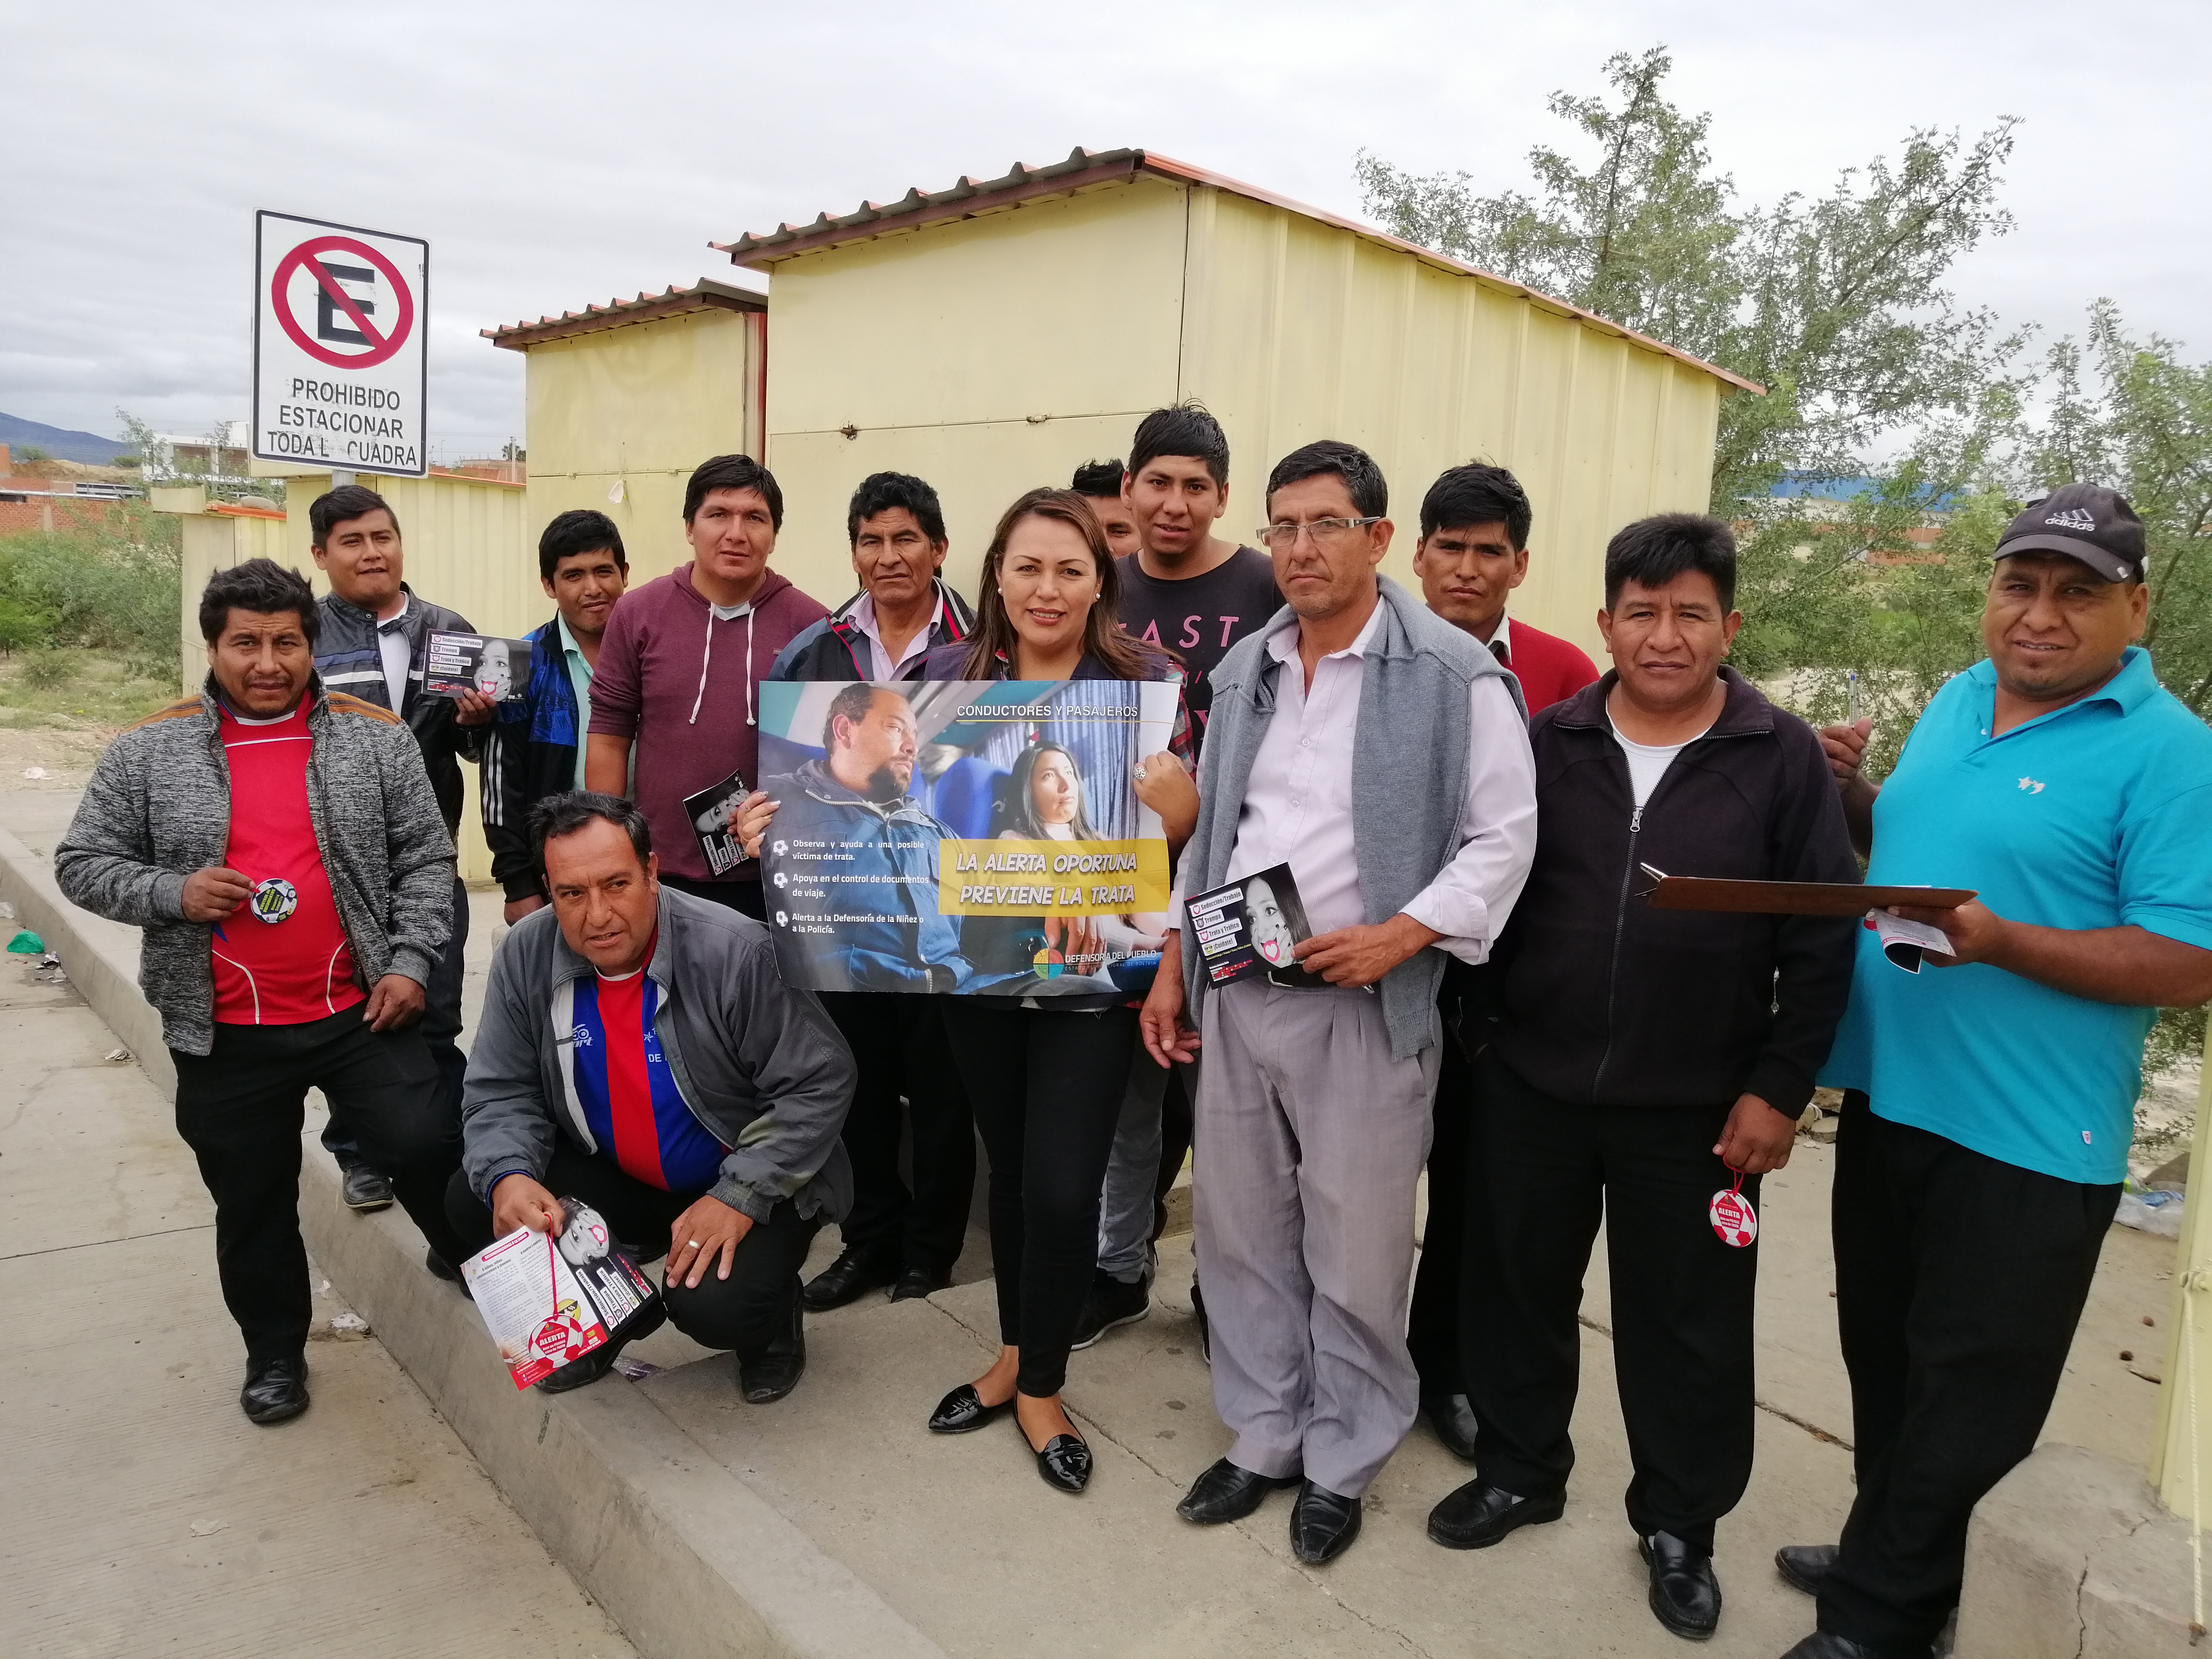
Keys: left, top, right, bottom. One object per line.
{"left": 1256, "top": 517, "right": 1382, "bottom": 550}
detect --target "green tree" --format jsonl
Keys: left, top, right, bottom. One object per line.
{"left": 1356, "top": 48, "right": 2023, "bottom": 506}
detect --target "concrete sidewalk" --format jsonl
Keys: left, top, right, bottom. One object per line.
{"left": 0, "top": 784, "right": 2179, "bottom": 1658}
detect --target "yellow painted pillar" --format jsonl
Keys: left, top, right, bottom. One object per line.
{"left": 2150, "top": 1020, "right": 2212, "bottom": 1517}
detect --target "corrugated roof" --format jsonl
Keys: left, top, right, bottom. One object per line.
{"left": 711, "top": 147, "right": 1761, "bottom": 395}
{"left": 484, "top": 278, "right": 765, "bottom": 351}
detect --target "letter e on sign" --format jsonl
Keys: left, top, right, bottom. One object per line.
{"left": 252, "top": 210, "right": 429, "bottom": 477}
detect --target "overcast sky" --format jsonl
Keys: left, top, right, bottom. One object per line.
{"left": 5, "top": 0, "right": 2203, "bottom": 460}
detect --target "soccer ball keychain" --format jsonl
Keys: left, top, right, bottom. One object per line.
{"left": 1709, "top": 1165, "right": 1758, "bottom": 1248}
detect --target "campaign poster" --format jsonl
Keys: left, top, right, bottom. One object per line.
{"left": 755, "top": 680, "right": 1177, "bottom": 995}
{"left": 425, "top": 630, "right": 533, "bottom": 702}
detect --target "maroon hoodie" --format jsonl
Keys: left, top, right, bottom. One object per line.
{"left": 587, "top": 564, "right": 828, "bottom": 883}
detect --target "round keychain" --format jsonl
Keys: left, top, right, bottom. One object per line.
{"left": 249, "top": 877, "right": 299, "bottom": 924}
{"left": 1709, "top": 1165, "right": 1758, "bottom": 1248}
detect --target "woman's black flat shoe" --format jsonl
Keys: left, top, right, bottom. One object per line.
{"left": 928, "top": 1383, "right": 1013, "bottom": 1434}
{"left": 1030, "top": 1430, "right": 1092, "bottom": 1494}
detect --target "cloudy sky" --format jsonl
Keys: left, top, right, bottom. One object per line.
{"left": 5, "top": 0, "right": 2202, "bottom": 460}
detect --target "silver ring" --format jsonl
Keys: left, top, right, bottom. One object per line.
{"left": 1134, "top": 765, "right": 1147, "bottom": 781}
{"left": 686, "top": 1239, "right": 700, "bottom": 1249}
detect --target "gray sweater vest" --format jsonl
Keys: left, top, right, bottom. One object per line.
{"left": 1179, "top": 577, "right": 1526, "bottom": 1059}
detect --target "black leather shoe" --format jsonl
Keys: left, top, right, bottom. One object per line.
{"left": 1641, "top": 1531, "right": 1722, "bottom": 1640}
{"left": 425, "top": 1247, "right": 464, "bottom": 1287}
{"left": 1775, "top": 1543, "right": 1839, "bottom": 1597}
{"left": 537, "top": 1299, "right": 666, "bottom": 1395}
{"left": 1421, "top": 1391, "right": 1480, "bottom": 1462}
{"left": 340, "top": 1163, "right": 394, "bottom": 1212}
{"left": 1176, "top": 1457, "right": 1301, "bottom": 1524}
{"left": 1777, "top": 1635, "right": 1894, "bottom": 1659}
{"left": 1427, "top": 1479, "right": 1566, "bottom": 1549}
{"left": 927, "top": 1383, "right": 1014, "bottom": 1433}
{"left": 737, "top": 1297, "right": 806, "bottom": 1403}
{"left": 888, "top": 1268, "right": 947, "bottom": 1303}
{"left": 240, "top": 1355, "right": 309, "bottom": 1424}
{"left": 1028, "top": 1427, "right": 1092, "bottom": 1494}
{"left": 1070, "top": 1269, "right": 1150, "bottom": 1350}
{"left": 801, "top": 1243, "right": 899, "bottom": 1311}
{"left": 1289, "top": 1481, "right": 1363, "bottom": 1564}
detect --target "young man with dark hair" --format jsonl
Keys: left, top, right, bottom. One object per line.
{"left": 1405, "top": 460, "right": 1599, "bottom": 1464}
{"left": 769, "top": 472, "right": 975, "bottom": 683}
{"left": 765, "top": 477, "right": 979, "bottom": 1311}
{"left": 585, "top": 454, "right": 828, "bottom": 918}
{"left": 1427, "top": 513, "right": 1858, "bottom": 1643}
{"left": 1071, "top": 458, "right": 1141, "bottom": 559}
{"left": 1145, "top": 439, "right": 1537, "bottom": 1564}
{"left": 1778, "top": 485, "right": 2212, "bottom": 1659}
{"left": 1074, "top": 404, "right": 1287, "bottom": 1351}
{"left": 58, "top": 558, "right": 468, "bottom": 1425}
{"left": 484, "top": 509, "right": 631, "bottom": 925}
{"left": 308, "top": 484, "right": 492, "bottom": 1213}
{"left": 1411, "top": 462, "right": 1599, "bottom": 712}
{"left": 447, "top": 790, "right": 856, "bottom": 1403}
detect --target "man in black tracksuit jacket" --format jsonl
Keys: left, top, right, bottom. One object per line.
{"left": 1426, "top": 514, "right": 1859, "bottom": 1643}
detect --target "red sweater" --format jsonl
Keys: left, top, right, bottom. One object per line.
{"left": 588, "top": 565, "right": 829, "bottom": 882}
{"left": 1491, "top": 616, "right": 1601, "bottom": 713}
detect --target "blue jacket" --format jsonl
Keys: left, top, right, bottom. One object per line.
{"left": 761, "top": 757, "right": 976, "bottom": 992}
{"left": 482, "top": 617, "right": 580, "bottom": 901}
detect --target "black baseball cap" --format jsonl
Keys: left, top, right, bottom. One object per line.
{"left": 1994, "top": 483, "right": 2146, "bottom": 582}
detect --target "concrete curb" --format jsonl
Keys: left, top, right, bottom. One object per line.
{"left": 6, "top": 830, "right": 944, "bottom": 1659}
{"left": 0, "top": 823, "right": 172, "bottom": 1097}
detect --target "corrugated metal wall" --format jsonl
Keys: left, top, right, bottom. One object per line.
{"left": 521, "top": 308, "right": 763, "bottom": 585}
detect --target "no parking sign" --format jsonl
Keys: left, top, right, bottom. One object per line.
{"left": 251, "top": 211, "right": 429, "bottom": 477}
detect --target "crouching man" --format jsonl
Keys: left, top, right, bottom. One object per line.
{"left": 445, "top": 791, "right": 855, "bottom": 1402}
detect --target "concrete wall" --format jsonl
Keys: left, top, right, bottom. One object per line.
{"left": 521, "top": 306, "right": 765, "bottom": 584}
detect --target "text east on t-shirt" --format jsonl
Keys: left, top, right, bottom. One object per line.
{"left": 1114, "top": 546, "right": 1282, "bottom": 753}
{"left": 211, "top": 702, "right": 364, "bottom": 1025}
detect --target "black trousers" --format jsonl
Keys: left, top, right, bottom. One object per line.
{"left": 1460, "top": 1051, "right": 1759, "bottom": 1552}
{"left": 324, "top": 874, "right": 469, "bottom": 1170}
{"left": 1819, "top": 1093, "right": 2120, "bottom": 1653}
{"left": 173, "top": 1010, "right": 467, "bottom": 1364}
{"left": 941, "top": 1001, "right": 1135, "bottom": 1396}
{"left": 660, "top": 872, "right": 766, "bottom": 921}
{"left": 443, "top": 1142, "right": 820, "bottom": 1359}
{"left": 1408, "top": 974, "right": 1481, "bottom": 1393}
{"left": 818, "top": 992, "right": 975, "bottom": 1280}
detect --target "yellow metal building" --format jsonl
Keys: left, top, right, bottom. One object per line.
{"left": 712, "top": 147, "right": 1758, "bottom": 654}
{"left": 485, "top": 147, "right": 1753, "bottom": 656}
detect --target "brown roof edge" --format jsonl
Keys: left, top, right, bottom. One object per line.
{"left": 712, "top": 146, "right": 1761, "bottom": 396}
{"left": 483, "top": 278, "right": 766, "bottom": 351}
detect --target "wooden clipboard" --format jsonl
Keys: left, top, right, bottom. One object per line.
{"left": 1639, "top": 864, "right": 1975, "bottom": 917}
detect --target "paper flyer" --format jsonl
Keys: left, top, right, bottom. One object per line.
{"left": 754, "top": 678, "right": 1178, "bottom": 995}
{"left": 461, "top": 1223, "right": 610, "bottom": 1391}
{"left": 424, "top": 630, "right": 534, "bottom": 702}
{"left": 1866, "top": 910, "right": 1957, "bottom": 974}
{"left": 1185, "top": 861, "right": 1327, "bottom": 989}
{"left": 682, "top": 766, "right": 751, "bottom": 877}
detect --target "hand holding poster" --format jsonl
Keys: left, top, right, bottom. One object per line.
{"left": 754, "top": 679, "right": 1177, "bottom": 995}
{"left": 425, "top": 630, "right": 534, "bottom": 702}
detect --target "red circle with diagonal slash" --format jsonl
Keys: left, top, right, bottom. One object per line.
{"left": 270, "top": 235, "right": 415, "bottom": 369}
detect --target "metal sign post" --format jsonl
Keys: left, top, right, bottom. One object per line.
{"left": 251, "top": 211, "right": 429, "bottom": 477}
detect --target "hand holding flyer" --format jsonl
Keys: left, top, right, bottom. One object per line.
{"left": 1186, "top": 861, "right": 1328, "bottom": 990}
{"left": 459, "top": 1198, "right": 661, "bottom": 1392}
{"left": 424, "top": 630, "right": 534, "bottom": 702}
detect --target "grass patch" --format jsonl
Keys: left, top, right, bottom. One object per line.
{"left": 0, "top": 646, "right": 182, "bottom": 732}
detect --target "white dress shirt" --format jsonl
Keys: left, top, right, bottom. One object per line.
{"left": 1179, "top": 604, "right": 1538, "bottom": 964}
{"left": 375, "top": 595, "right": 411, "bottom": 710}
{"left": 850, "top": 594, "right": 934, "bottom": 682}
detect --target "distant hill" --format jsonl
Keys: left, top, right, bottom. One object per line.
{"left": 0, "top": 413, "right": 130, "bottom": 466}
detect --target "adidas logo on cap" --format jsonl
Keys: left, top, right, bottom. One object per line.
{"left": 2045, "top": 506, "right": 2097, "bottom": 533}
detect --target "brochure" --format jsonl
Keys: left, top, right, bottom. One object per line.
{"left": 424, "top": 630, "right": 533, "bottom": 702}
{"left": 459, "top": 1198, "right": 658, "bottom": 1392}
{"left": 683, "top": 766, "right": 752, "bottom": 877}
{"left": 1185, "top": 861, "right": 1327, "bottom": 989}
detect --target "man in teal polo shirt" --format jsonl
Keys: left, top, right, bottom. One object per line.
{"left": 1775, "top": 483, "right": 2212, "bottom": 1659}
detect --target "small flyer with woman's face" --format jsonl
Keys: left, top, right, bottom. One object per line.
{"left": 753, "top": 679, "right": 1178, "bottom": 996}
{"left": 1185, "top": 861, "right": 1327, "bottom": 989}
{"left": 424, "top": 630, "right": 534, "bottom": 702}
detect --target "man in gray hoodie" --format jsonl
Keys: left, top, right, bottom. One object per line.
{"left": 445, "top": 791, "right": 855, "bottom": 1401}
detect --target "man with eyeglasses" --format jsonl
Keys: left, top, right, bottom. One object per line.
{"left": 1141, "top": 440, "right": 1536, "bottom": 1564}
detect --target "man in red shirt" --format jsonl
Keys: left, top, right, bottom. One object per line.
{"left": 58, "top": 559, "right": 466, "bottom": 1426}
{"left": 1406, "top": 461, "right": 1601, "bottom": 1463}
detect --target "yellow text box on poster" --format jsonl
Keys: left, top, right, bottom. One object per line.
{"left": 938, "top": 839, "right": 1170, "bottom": 916}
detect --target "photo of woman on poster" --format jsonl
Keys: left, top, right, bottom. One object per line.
{"left": 988, "top": 741, "right": 1169, "bottom": 972}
